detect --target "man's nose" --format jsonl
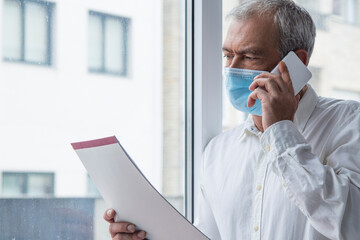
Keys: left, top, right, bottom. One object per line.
{"left": 228, "top": 56, "right": 244, "bottom": 69}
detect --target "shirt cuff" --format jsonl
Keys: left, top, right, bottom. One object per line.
{"left": 260, "top": 120, "right": 307, "bottom": 155}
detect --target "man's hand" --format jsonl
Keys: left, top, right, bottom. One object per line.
{"left": 247, "top": 61, "right": 300, "bottom": 131}
{"left": 104, "top": 208, "right": 147, "bottom": 240}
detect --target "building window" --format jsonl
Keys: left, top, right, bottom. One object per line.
{"left": 88, "top": 11, "right": 130, "bottom": 76}
{"left": 1, "top": 172, "right": 55, "bottom": 197}
{"left": 2, "top": 0, "right": 54, "bottom": 65}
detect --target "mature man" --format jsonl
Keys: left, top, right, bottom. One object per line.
{"left": 104, "top": 0, "right": 360, "bottom": 239}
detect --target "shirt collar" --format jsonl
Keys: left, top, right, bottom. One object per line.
{"left": 238, "top": 115, "right": 262, "bottom": 141}
{"left": 294, "top": 84, "right": 319, "bottom": 133}
{"left": 238, "top": 84, "right": 318, "bottom": 140}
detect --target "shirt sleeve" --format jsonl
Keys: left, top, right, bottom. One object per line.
{"left": 260, "top": 119, "right": 360, "bottom": 240}
{"left": 194, "top": 147, "right": 222, "bottom": 240}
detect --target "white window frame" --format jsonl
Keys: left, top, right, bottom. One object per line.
{"left": 186, "top": 0, "right": 222, "bottom": 222}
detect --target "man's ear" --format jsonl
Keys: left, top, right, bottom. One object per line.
{"left": 294, "top": 49, "right": 309, "bottom": 66}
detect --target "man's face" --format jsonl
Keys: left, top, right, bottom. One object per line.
{"left": 222, "top": 15, "right": 282, "bottom": 72}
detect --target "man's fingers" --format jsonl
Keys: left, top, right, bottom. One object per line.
{"left": 247, "top": 87, "right": 267, "bottom": 107}
{"left": 109, "top": 222, "right": 137, "bottom": 237}
{"left": 249, "top": 77, "right": 281, "bottom": 93}
{"left": 279, "top": 61, "right": 294, "bottom": 94}
{"left": 112, "top": 230, "right": 147, "bottom": 240}
{"left": 104, "top": 208, "right": 146, "bottom": 240}
{"left": 104, "top": 208, "right": 115, "bottom": 223}
{"left": 134, "top": 230, "right": 147, "bottom": 240}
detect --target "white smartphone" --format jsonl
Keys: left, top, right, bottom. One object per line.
{"left": 271, "top": 51, "right": 312, "bottom": 95}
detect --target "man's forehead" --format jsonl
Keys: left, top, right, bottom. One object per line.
{"left": 227, "top": 16, "right": 276, "bottom": 35}
{"left": 222, "top": 17, "right": 278, "bottom": 53}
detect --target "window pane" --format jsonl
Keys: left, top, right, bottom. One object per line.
{"left": 2, "top": 173, "right": 25, "bottom": 196}
{"left": 24, "top": 2, "right": 48, "bottom": 63}
{"left": 88, "top": 14, "right": 103, "bottom": 70}
{"left": 1, "top": 0, "right": 185, "bottom": 239}
{"left": 88, "top": 12, "right": 129, "bottom": 76}
{"left": 27, "top": 173, "right": 54, "bottom": 196}
{"left": 2, "top": 0, "right": 22, "bottom": 60}
{"left": 104, "top": 17, "right": 124, "bottom": 74}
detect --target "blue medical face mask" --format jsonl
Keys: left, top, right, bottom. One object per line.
{"left": 224, "top": 67, "right": 267, "bottom": 116}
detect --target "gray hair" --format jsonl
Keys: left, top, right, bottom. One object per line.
{"left": 227, "top": 0, "right": 316, "bottom": 59}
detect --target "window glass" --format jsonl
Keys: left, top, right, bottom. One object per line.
{"left": 0, "top": 0, "right": 185, "bottom": 239}
{"left": 222, "top": 0, "right": 360, "bottom": 130}
{"left": 88, "top": 11, "right": 129, "bottom": 76}
{"left": 2, "top": 0, "right": 22, "bottom": 60}
{"left": 104, "top": 17, "right": 125, "bottom": 74}
{"left": 2, "top": 0, "right": 52, "bottom": 65}
{"left": 2, "top": 172, "right": 54, "bottom": 197}
{"left": 88, "top": 14, "right": 103, "bottom": 70}
{"left": 24, "top": 1, "right": 48, "bottom": 63}
{"left": 27, "top": 173, "right": 54, "bottom": 196}
{"left": 2, "top": 173, "right": 24, "bottom": 196}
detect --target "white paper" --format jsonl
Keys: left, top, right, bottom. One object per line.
{"left": 71, "top": 136, "right": 209, "bottom": 240}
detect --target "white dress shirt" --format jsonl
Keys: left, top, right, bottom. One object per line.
{"left": 194, "top": 85, "right": 360, "bottom": 240}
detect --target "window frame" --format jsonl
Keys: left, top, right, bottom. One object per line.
{"left": 185, "top": 0, "right": 222, "bottom": 222}
{"left": 2, "top": 0, "right": 54, "bottom": 66}
{"left": 88, "top": 10, "right": 130, "bottom": 77}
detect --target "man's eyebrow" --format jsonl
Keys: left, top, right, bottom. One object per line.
{"left": 222, "top": 47, "right": 232, "bottom": 52}
{"left": 221, "top": 47, "right": 265, "bottom": 56}
{"left": 235, "top": 48, "right": 265, "bottom": 56}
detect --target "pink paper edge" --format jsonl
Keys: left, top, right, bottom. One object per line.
{"left": 71, "top": 136, "right": 118, "bottom": 150}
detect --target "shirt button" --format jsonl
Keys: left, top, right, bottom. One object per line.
{"left": 282, "top": 183, "right": 286, "bottom": 188}
{"left": 254, "top": 226, "right": 259, "bottom": 232}
{"left": 256, "top": 184, "right": 262, "bottom": 191}
{"left": 265, "top": 145, "right": 270, "bottom": 152}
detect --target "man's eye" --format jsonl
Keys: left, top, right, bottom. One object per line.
{"left": 223, "top": 55, "right": 233, "bottom": 59}
{"left": 245, "top": 56, "right": 257, "bottom": 60}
